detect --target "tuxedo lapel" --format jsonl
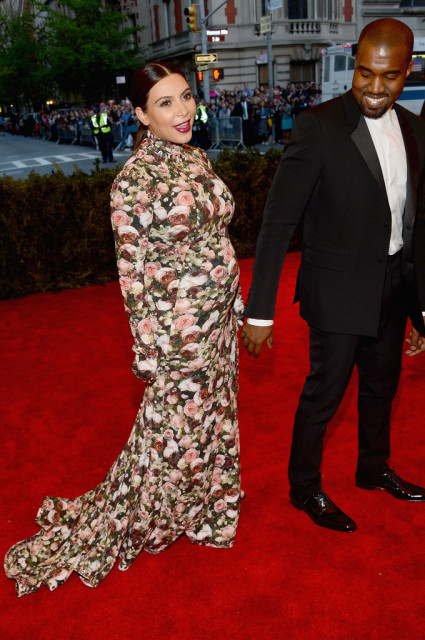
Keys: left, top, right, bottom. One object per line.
{"left": 344, "top": 92, "right": 421, "bottom": 219}
{"left": 343, "top": 91, "right": 387, "bottom": 199}
{"left": 395, "top": 105, "right": 419, "bottom": 231}
{"left": 350, "top": 114, "right": 388, "bottom": 201}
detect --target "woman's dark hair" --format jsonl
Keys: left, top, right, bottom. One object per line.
{"left": 130, "top": 61, "right": 186, "bottom": 151}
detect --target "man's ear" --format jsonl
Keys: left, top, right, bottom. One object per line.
{"left": 135, "top": 106, "right": 149, "bottom": 126}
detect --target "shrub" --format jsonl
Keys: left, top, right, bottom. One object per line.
{"left": 0, "top": 147, "right": 300, "bottom": 299}
{"left": 0, "top": 163, "right": 118, "bottom": 298}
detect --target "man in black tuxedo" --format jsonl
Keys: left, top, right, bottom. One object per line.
{"left": 232, "top": 95, "right": 254, "bottom": 145}
{"left": 241, "top": 18, "right": 425, "bottom": 532}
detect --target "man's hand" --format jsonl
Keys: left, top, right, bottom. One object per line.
{"left": 405, "top": 327, "right": 425, "bottom": 356}
{"left": 239, "top": 323, "right": 274, "bottom": 358}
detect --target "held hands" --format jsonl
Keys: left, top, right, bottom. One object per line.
{"left": 239, "top": 322, "right": 274, "bottom": 358}
{"left": 405, "top": 327, "right": 425, "bottom": 357}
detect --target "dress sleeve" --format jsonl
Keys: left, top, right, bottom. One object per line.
{"left": 110, "top": 165, "right": 159, "bottom": 383}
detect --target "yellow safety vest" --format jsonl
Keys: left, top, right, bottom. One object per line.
{"left": 196, "top": 104, "right": 208, "bottom": 124}
{"left": 91, "top": 113, "right": 111, "bottom": 134}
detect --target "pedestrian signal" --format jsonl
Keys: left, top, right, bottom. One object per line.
{"left": 184, "top": 4, "right": 199, "bottom": 32}
{"left": 212, "top": 68, "right": 224, "bottom": 81}
{"left": 197, "top": 71, "right": 203, "bottom": 82}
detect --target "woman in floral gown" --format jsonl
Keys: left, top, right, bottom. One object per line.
{"left": 4, "top": 62, "right": 244, "bottom": 597}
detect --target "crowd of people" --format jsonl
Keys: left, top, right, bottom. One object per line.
{"left": 2, "top": 81, "right": 321, "bottom": 150}
{"left": 204, "top": 80, "right": 322, "bottom": 145}
{"left": 2, "top": 100, "right": 138, "bottom": 148}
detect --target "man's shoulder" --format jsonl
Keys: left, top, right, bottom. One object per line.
{"left": 306, "top": 93, "right": 347, "bottom": 120}
{"left": 293, "top": 94, "right": 349, "bottom": 134}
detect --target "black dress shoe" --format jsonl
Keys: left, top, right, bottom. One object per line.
{"left": 356, "top": 468, "right": 425, "bottom": 501}
{"left": 290, "top": 489, "right": 357, "bottom": 532}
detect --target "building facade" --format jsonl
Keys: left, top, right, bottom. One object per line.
{"left": 357, "top": 0, "right": 425, "bottom": 33}
{"left": 122, "top": 0, "right": 425, "bottom": 95}
{"left": 126, "top": 0, "right": 356, "bottom": 92}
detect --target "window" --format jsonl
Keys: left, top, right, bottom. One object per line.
{"left": 255, "top": 0, "right": 267, "bottom": 20}
{"left": 288, "top": 0, "right": 317, "bottom": 19}
{"left": 334, "top": 55, "right": 346, "bottom": 72}
{"left": 323, "top": 56, "right": 330, "bottom": 82}
{"left": 325, "top": 0, "right": 336, "bottom": 20}
{"left": 407, "top": 54, "right": 425, "bottom": 83}
{"left": 163, "top": 1, "right": 170, "bottom": 38}
{"left": 400, "top": 0, "right": 425, "bottom": 7}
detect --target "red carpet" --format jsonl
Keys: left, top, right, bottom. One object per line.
{"left": 1, "top": 252, "right": 425, "bottom": 639}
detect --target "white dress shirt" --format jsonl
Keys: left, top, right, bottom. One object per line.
{"left": 247, "top": 106, "right": 409, "bottom": 326}
{"left": 364, "top": 108, "right": 406, "bottom": 256}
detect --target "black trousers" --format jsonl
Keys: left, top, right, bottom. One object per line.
{"left": 288, "top": 251, "right": 407, "bottom": 498}
{"left": 97, "top": 132, "right": 114, "bottom": 163}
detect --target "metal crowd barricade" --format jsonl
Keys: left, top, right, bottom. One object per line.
{"left": 207, "top": 116, "right": 245, "bottom": 150}
{"left": 14, "top": 115, "right": 140, "bottom": 151}
{"left": 114, "top": 124, "right": 138, "bottom": 151}
{"left": 38, "top": 121, "right": 51, "bottom": 141}
{"left": 112, "top": 122, "right": 122, "bottom": 146}
{"left": 78, "top": 123, "right": 96, "bottom": 148}
{"left": 56, "top": 124, "right": 78, "bottom": 144}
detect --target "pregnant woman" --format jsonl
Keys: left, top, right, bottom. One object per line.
{"left": 5, "top": 61, "right": 244, "bottom": 596}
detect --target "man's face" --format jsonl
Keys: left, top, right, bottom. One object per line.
{"left": 352, "top": 40, "right": 413, "bottom": 118}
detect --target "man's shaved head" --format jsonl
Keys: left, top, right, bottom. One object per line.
{"left": 352, "top": 18, "right": 414, "bottom": 118}
{"left": 357, "top": 18, "right": 414, "bottom": 63}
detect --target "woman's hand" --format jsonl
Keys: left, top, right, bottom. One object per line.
{"left": 239, "top": 323, "right": 273, "bottom": 358}
{"left": 405, "top": 327, "right": 425, "bottom": 356}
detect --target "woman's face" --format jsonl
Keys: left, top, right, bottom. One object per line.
{"left": 135, "top": 73, "right": 196, "bottom": 144}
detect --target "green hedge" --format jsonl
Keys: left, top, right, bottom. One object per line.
{"left": 0, "top": 162, "right": 118, "bottom": 299}
{"left": 213, "top": 146, "right": 301, "bottom": 258}
{"left": 0, "top": 148, "right": 300, "bottom": 299}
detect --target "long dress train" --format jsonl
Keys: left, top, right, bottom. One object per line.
{"left": 4, "top": 133, "right": 244, "bottom": 596}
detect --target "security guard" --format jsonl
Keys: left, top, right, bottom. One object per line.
{"left": 90, "top": 106, "right": 115, "bottom": 163}
{"left": 191, "top": 100, "right": 209, "bottom": 149}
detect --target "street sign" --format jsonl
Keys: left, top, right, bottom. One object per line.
{"left": 195, "top": 53, "right": 218, "bottom": 64}
{"left": 260, "top": 15, "right": 272, "bottom": 34}
{"left": 196, "top": 64, "right": 209, "bottom": 72}
{"left": 206, "top": 29, "right": 228, "bottom": 36}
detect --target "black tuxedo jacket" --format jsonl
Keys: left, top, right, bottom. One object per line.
{"left": 245, "top": 90, "right": 425, "bottom": 337}
{"left": 232, "top": 101, "right": 253, "bottom": 119}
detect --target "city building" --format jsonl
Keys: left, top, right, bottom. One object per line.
{"left": 358, "top": 0, "right": 425, "bottom": 33}
{"left": 122, "top": 1, "right": 425, "bottom": 96}
{"left": 0, "top": 0, "right": 31, "bottom": 15}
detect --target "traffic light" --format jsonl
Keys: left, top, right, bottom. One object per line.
{"left": 197, "top": 71, "right": 203, "bottom": 82}
{"left": 184, "top": 4, "right": 198, "bottom": 32}
{"left": 212, "top": 68, "right": 224, "bottom": 81}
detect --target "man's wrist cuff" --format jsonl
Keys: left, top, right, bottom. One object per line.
{"left": 246, "top": 318, "right": 274, "bottom": 326}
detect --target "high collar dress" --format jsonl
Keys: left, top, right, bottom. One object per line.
{"left": 4, "top": 132, "right": 244, "bottom": 596}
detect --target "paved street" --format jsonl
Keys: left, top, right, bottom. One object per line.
{"left": 0, "top": 132, "right": 281, "bottom": 179}
{"left": 0, "top": 133, "right": 131, "bottom": 179}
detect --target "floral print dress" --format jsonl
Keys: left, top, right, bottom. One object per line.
{"left": 4, "top": 132, "right": 244, "bottom": 597}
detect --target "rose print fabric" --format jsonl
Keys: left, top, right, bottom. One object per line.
{"left": 4, "top": 132, "right": 244, "bottom": 597}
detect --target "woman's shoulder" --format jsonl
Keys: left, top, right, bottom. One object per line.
{"left": 116, "top": 138, "right": 212, "bottom": 182}
{"left": 116, "top": 138, "right": 166, "bottom": 175}
{"left": 182, "top": 144, "right": 212, "bottom": 170}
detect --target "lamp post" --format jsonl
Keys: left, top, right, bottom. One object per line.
{"left": 198, "top": 0, "right": 230, "bottom": 102}
{"left": 198, "top": 1, "right": 210, "bottom": 102}
{"left": 266, "top": 0, "right": 274, "bottom": 101}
